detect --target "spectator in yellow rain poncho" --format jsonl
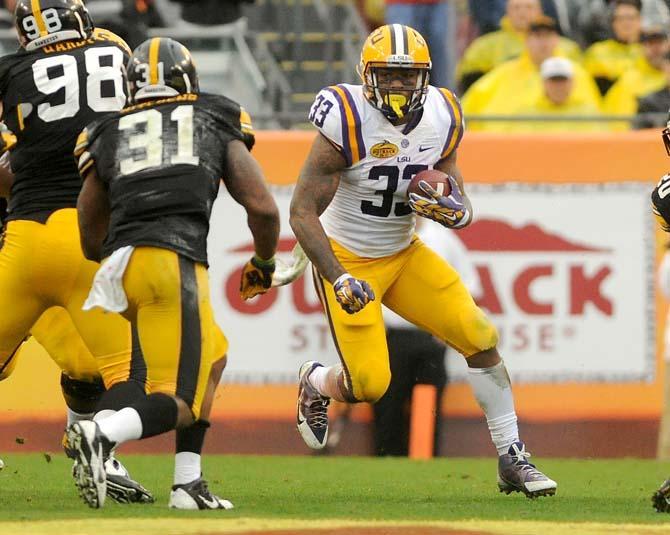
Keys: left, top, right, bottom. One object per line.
{"left": 604, "top": 25, "right": 670, "bottom": 130}
{"left": 506, "top": 57, "right": 606, "bottom": 133}
{"left": 582, "top": 0, "right": 643, "bottom": 95}
{"left": 462, "top": 16, "right": 602, "bottom": 133}
{"left": 457, "top": 0, "right": 581, "bottom": 93}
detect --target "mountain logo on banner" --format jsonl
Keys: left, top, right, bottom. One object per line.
{"left": 458, "top": 219, "right": 610, "bottom": 253}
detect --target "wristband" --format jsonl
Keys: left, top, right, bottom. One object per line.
{"left": 333, "top": 273, "right": 353, "bottom": 286}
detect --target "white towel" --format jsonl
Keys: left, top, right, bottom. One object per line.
{"left": 83, "top": 246, "right": 135, "bottom": 313}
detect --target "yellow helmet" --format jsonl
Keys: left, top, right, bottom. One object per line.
{"left": 358, "top": 24, "right": 432, "bottom": 120}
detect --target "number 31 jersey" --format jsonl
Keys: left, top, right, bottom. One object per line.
{"left": 309, "top": 83, "right": 464, "bottom": 258}
{"left": 0, "top": 28, "right": 130, "bottom": 221}
{"left": 75, "top": 93, "right": 254, "bottom": 264}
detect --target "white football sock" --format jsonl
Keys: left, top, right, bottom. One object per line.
{"left": 97, "top": 407, "right": 143, "bottom": 445}
{"left": 308, "top": 364, "right": 346, "bottom": 401}
{"left": 174, "top": 452, "right": 201, "bottom": 486}
{"left": 66, "top": 409, "right": 94, "bottom": 427}
{"left": 467, "top": 361, "right": 519, "bottom": 456}
{"left": 93, "top": 409, "right": 116, "bottom": 422}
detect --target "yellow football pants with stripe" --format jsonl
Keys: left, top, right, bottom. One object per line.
{"left": 314, "top": 236, "right": 498, "bottom": 403}
{"left": 121, "top": 247, "right": 228, "bottom": 420}
{"left": 0, "top": 209, "right": 131, "bottom": 386}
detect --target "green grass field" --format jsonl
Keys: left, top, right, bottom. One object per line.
{"left": 1, "top": 454, "right": 670, "bottom": 533}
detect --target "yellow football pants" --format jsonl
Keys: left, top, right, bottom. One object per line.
{"left": 30, "top": 307, "right": 101, "bottom": 381}
{"left": 0, "top": 209, "right": 131, "bottom": 386}
{"left": 121, "top": 247, "right": 228, "bottom": 420}
{"left": 314, "top": 236, "right": 498, "bottom": 403}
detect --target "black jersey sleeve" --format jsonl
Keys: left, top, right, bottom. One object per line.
{"left": 652, "top": 173, "right": 670, "bottom": 231}
{"left": 202, "top": 93, "right": 256, "bottom": 151}
{"left": 74, "top": 116, "right": 112, "bottom": 179}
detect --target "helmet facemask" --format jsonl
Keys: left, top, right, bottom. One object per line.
{"left": 360, "top": 62, "right": 430, "bottom": 120}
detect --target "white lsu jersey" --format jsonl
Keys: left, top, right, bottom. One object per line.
{"left": 308, "top": 83, "right": 464, "bottom": 258}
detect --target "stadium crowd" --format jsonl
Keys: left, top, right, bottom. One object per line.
{"left": 373, "top": 0, "right": 670, "bottom": 131}
{"left": 0, "top": 0, "right": 668, "bottom": 131}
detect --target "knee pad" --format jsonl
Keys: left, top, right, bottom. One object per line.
{"left": 60, "top": 373, "right": 106, "bottom": 414}
{"left": 459, "top": 305, "right": 499, "bottom": 355}
{"left": 352, "top": 367, "right": 391, "bottom": 404}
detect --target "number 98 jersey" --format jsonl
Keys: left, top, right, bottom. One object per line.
{"left": 309, "top": 83, "right": 464, "bottom": 258}
{"left": 0, "top": 28, "right": 130, "bottom": 222}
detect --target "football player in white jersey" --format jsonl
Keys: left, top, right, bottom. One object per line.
{"left": 290, "top": 24, "right": 557, "bottom": 498}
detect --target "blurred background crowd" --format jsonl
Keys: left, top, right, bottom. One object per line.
{"left": 1, "top": 0, "right": 669, "bottom": 132}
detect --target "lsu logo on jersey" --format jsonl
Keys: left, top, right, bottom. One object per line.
{"left": 370, "top": 140, "right": 398, "bottom": 159}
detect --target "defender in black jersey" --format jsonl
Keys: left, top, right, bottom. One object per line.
{"left": 652, "top": 122, "right": 670, "bottom": 513}
{"left": 70, "top": 37, "right": 280, "bottom": 509}
{"left": 0, "top": 0, "right": 152, "bottom": 506}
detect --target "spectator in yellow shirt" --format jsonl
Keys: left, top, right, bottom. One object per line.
{"left": 462, "top": 16, "right": 601, "bottom": 132}
{"left": 583, "top": 0, "right": 643, "bottom": 95}
{"left": 505, "top": 57, "right": 605, "bottom": 132}
{"left": 604, "top": 25, "right": 670, "bottom": 129}
{"left": 457, "top": 0, "right": 582, "bottom": 93}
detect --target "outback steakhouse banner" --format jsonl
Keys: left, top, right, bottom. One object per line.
{"left": 207, "top": 182, "right": 655, "bottom": 385}
{"left": 449, "top": 183, "right": 655, "bottom": 383}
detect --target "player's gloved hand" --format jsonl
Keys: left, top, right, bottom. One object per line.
{"left": 333, "top": 273, "right": 375, "bottom": 314}
{"left": 240, "top": 255, "right": 276, "bottom": 300}
{"left": 409, "top": 176, "right": 471, "bottom": 229}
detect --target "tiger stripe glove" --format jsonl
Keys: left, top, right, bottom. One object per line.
{"left": 409, "top": 176, "right": 471, "bottom": 229}
{"left": 333, "top": 273, "right": 375, "bottom": 314}
{"left": 240, "top": 255, "right": 276, "bottom": 300}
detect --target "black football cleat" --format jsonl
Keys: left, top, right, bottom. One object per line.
{"left": 296, "top": 361, "right": 330, "bottom": 449}
{"left": 66, "top": 420, "right": 113, "bottom": 508}
{"left": 169, "top": 477, "right": 233, "bottom": 510}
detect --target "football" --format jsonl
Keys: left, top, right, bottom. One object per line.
{"left": 407, "top": 169, "right": 452, "bottom": 199}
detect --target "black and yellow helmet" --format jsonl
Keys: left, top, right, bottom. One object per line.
{"left": 14, "top": 0, "right": 93, "bottom": 51}
{"left": 357, "top": 24, "right": 432, "bottom": 120}
{"left": 126, "top": 38, "right": 199, "bottom": 103}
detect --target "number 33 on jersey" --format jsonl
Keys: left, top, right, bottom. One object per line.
{"left": 309, "top": 83, "right": 464, "bottom": 258}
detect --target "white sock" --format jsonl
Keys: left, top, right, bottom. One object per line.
{"left": 66, "top": 409, "right": 94, "bottom": 427}
{"left": 467, "top": 361, "right": 519, "bottom": 456}
{"left": 97, "top": 407, "right": 143, "bottom": 446}
{"left": 174, "top": 452, "right": 201, "bottom": 486}
{"left": 93, "top": 409, "right": 116, "bottom": 422}
{"left": 308, "top": 364, "right": 345, "bottom": 401}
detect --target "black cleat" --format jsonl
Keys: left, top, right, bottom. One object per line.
{"left": 497, "top": 441, "right": 557, "bottom": 499}
{"left": 652, "top": 477, "right": 670, "bottom": 512}
{"left": 169, "top": 477, "right": 233, "bottom": 510}
{"left": 104, "top": 456, "right": 154, "bottom": 504}
{"left": 66, "top": 420, "right": 113, "bottom": 508}
{"left": 296, "top": 361, "right": 330, "bottom": 449}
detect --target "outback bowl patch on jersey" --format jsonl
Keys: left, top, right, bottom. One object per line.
{"left": 370, "top": 140, "right": 399, "bottom": 158}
